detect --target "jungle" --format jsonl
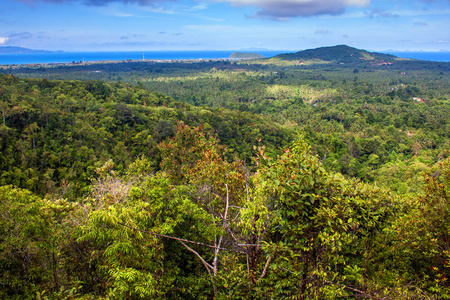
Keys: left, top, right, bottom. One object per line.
{"left": 0, "top": 45, "right": 449, "bottom": 299}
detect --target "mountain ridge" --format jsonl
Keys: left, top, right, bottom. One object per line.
{"left": 270, "top": 45, "right": 400, "bottom": 65}
{"left": 0, "top": 46, "right": 64, "bottom": 54}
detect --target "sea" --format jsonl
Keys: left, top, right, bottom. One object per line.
{"left": 0, "top": 50, "right": 286, "bottom": 65}
{"left": 0, "top": 50, "right": 449, "bottom": 65}
{"left": 385, "top": 51, "right": 450, "bottom": 62}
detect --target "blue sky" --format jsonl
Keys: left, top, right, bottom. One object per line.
{"left": 0, "top": 0, "right": 449, "bottom": 52}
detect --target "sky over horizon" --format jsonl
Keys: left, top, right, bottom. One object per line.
{"left": 0, "top": 0, "right": 449, "bottom": 52}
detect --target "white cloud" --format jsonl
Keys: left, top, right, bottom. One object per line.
{"left": 189, "top": 4, "right": 209, "bottom": 11}
{"left": 0, "top": 37, "right": 9, "bottom": 44}
{"left": 215, "top": 0, "right": 370, "bottom": 19}
{"left": 141, "top": 6, "right": 178, "bottom": 14}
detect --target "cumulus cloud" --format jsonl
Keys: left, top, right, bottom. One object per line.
{"left": 221, "top": 0, "right": 370, "bottom": 19}
{"left": 17, "top": 0, "right": 370, "bottom": 18}
{"left": 2, "top": 32, "right": 33, "bottom": 45}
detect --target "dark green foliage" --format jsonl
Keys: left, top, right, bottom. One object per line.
{"left": 6, "top": 57, "right": 447, "bottom": 196}
{"left": 229, "top": 52, "right": 265, "bottom": 59}
{"left": 0, "top": 127, "right": 449, "bottom": 299}
{"left": 272, "top": 44, "right": 397, "bottom": 65}
{"left": 0, "top": 186, "right": 81, "bottom": 299}
{"left": 0, "top": 52, "right": 449, "bottom": 299}
{"left": 0, "top": 74, "right": 293, "bottom": 198}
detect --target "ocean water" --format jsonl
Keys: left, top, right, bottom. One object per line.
{"left": 0, "top": 50, "right": 285, "bottom": 65}
{"left": 1, "top": 50, "right": 449, "bottom": 65}
{"left": 385, "top": 51, "right": 450, "bottom": 62}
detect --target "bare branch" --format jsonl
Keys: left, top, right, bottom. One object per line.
{"left": 229, "top": 205, "right": 243, "bottom": 209}
{"left": 213, "top": 236, "right": 223, "bottom": 276}
{"left": 221, "top": 183, "right": 241, "bottom": 244}
{"left": 244, "top": 161, "right": 250, "bottom": 202}
{"left": 223, "top": 183, "right": 229, "bottom": 228}
{"left": 180, "top": 241, "right": 217, "bottom": 296}
{"left": 260, "top": 256, "right": 272, "bottom": 279}
{"left": 232, "top": 211, "right": 241, "bottom": 223}
{"left": 180, "top": 241, "right": 213, "bottom": 271}
{"left": 117, "top": 222, "right": 245, "bottom": 253}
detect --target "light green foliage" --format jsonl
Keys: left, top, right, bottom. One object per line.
{"left": 79, "top": 157, "right": 217, "bottom": 299}
{"left": 0, "top": 131, "right": 448, "bottom": 299}
{"left": 81, "top": 172, "right": 164, "bottom": 298}
{"left": 373, "top": 158, "right": 450, "bottom": 298}
{"left": 252, "top": 135, "right": 392, "bottom": 298}
{"left": 0, "top": 74, "right": 292, "bottom": 199}
{"left": 0, "top": 57, "right": 449, "bottom": 299}
{"left": 0, "top": 186, "right": 49, "bottom": 297}
{"left": 0, "top": 186, "right": 80, "bottom": 299}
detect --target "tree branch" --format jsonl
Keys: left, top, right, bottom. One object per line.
{"left": 180, "top": 241, "right": 213, "bottom": 271}
{"left": 260, "top": 256, "right": 272, "bottom": 279}
{"left": 180, "top": 241, "right": 217, "bottom": 296}
{"left": 117, "top": 222, "right": 245, "bottom": 253}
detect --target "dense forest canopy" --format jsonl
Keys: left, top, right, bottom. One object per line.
{"left": 4, "top": 46, "right": 448, "bottom": 195}
{"left": 0, "top": 45, "right": 449, "bottom": 299}
{"left": 0, "top": 74, "right": 293, "bottom": 198}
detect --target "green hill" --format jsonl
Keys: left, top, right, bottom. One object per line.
{"left": 271, "top": 44, "right": 398, "bottom": 65}
{"left": 229, "top": 52, "right": 265, "bottom": 59}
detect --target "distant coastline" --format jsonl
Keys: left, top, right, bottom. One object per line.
{"left": 0, "top": 49, "right": 449, "bottom": 66}
{"left": 385, "top": 51, "right": 450, "bottom": 62}
{"left": 0, "top": 46, "right": 65, "bottom": 54}
{"left": 0, "top": 50, "right": 285, "bottom": 66}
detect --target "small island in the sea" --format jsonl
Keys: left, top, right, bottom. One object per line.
{"left": 229, "top": 52, "right": 265, "bottom": 59}
{"left": 0, "top": 46, "right": 65, "bottom": 54}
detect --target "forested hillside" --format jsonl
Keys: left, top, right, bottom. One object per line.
{"left": 6, "top": 50, "right": 447, "bottom": 195}
{"left": 270, "top": 45, "right": 397, "bottom": 65}
{"left": 0, "top": 74, "right": 292, "bottom": 198}
{"left": 0, "top": 46, "right": 449, "bottom": 299}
